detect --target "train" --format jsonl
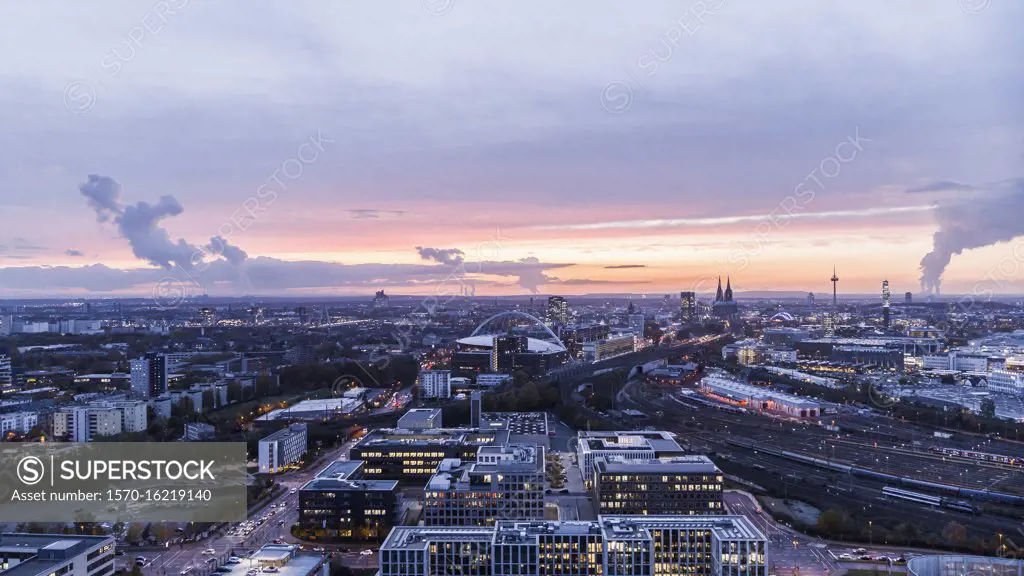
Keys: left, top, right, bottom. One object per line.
{"left": 930, "top": 446, "right": 1021, "bottom": 467}
{"left": 727, "top": 438, "right": 1024, "bottom": 505}
{"left": 882, "top": 486, "right": 979, "bottom": 514}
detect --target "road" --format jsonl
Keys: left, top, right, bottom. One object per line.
{"left": 141, "top": 438, "right": 360, "bottom": 576}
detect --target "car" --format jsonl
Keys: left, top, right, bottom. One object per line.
{"left": 289, "top": 488, "right": 297, "bottom": 494}
{"left": 273, "top": 538, "right": 283, "bottom": 544}
{"left": 263, "top": 567, "right": 279, "bottom": 573}
{"left": 135, "top": 558, "right": 147, "bottom": 566}
{"left": 838, "top": 553, "right": 853, "bottom": 560}
{"left": 215, "top": 568, "right": 233, "bottom": 573}
{"left": 246, "top": 570, "right": 258, "bottom": 576}
{"left": 359, "top": 550, "right": 374, "bottom": 556}
{"left": 277, "top": 520, "right": 285, "bottom": 526}
{"left": 227, "top": 557, "right": 242, "bottom": 564}
{"left": 203, "top": 548, "right": 217, "bottom": 555}
{"left": 180, "top": 568, "right": 193, "bottom": 575}
{"left": 206, "top": 558, "right": 218, "bottom": 565}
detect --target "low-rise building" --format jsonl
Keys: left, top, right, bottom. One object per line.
{"left": 397, "top": 408, "right": 443, "bottom": 430}
{"left": 701, "top": 375, "right": 823, "bottom": 418}
{"left": 0, "top": 411, "right": 38, "bottom": 436}
{"left": 0, "top": 533, "right": 115, "bottom": 576}
{"left": 424, "top": 444, "right": 545, "bottom": 526}
{"left": 184, "top": 421, "right": 216, "bottom": 441}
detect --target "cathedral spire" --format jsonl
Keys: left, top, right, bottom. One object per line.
{"left": 725, "top": 276, "right": 733, "bottom": 302}
{"left": 715, "top": 276, "right": 724, "bottom": 302}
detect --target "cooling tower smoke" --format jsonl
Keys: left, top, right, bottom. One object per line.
{"left": 917, "top": 179, "right": 1024, "bottom": 294}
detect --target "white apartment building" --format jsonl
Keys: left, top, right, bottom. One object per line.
{"left": 51, "top": 405, "right": 128, "bottom": 441}
{"left": 475, "top": 373, "right": 512, "bottom": 388}
{"left": 987, "top": 370, "right": 1024, "bottom": 396}
{"left": 258, "top": 423, "right": 308, "bottom": 473}
{"left": 0, "top": 411, "right": 39, "bottom": 435}
{"left": 418, "top": 370, "right": 451, "bottom": 399}
{"left": 0, "top": 354, "right": 12, "bottom": 391}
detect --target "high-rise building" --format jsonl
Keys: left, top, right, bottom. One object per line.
{"left": 822, "top": 311, "right": 836, "bottom": 337}
{"left": 491, "top": 334, "right": 526, "bottom": 372}
{"left": 258, "top": 423, "right": 309, "bottom": 473}
{"left": 470, "top": 392, "right": 483, "bottom": 428}
{"left": 418, "top": 370, "right": 452, "bottom": 399}
{"left": 679, "top": 291, "right": 697, "bottom": 322}
{"left": 0, "top": 353, "right": 12, "bottom": 392}
{"left": 546, "top": 296, "right": 569, "bottom": 327}
{"left": 130, "top": 353, "right": 167, "bottom": 399}
{"left": 807, "top": 292, "right": 815, "bottom": 307}
{"left": 905, "top": 291, "right": 913, "bottom": 305}
{"left": 378, "top": 515, "right": 767, "bottom": 576}
{"left": 882, "top": 279, "right": 891, "bottom": 329}
{"left": 0, "top": 315, "right": 13, "bottom": 336}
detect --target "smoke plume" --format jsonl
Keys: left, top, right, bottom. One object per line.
{"left": 917, "top": 179, "right": 1024, "bottom": 294}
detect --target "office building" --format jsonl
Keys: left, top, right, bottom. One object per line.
{"left": 491, "top": 334, "right": 527, "bottom": 372}
{"left": 398, "top": 408, "right": 443, "bottom": 430}
{"left": 258, "top": 423, "right": 308, "bottom": 473}
{"left": 583, "top": 334, "right": 636, "bottom": 363}
{"left": 350, "top": 427, "right": 510, "bottom": 482}
{"left": 593, "top": 456, "right": 724, "bottom": 516}
{"left": 0, "top": 411, "right": 39, "bottom": 436}
{"left": 424, "top": 444, "right": 545, "bottom": 526}
{"left": 418, "top": 370, "right": 451, "bottom": 399}
{"left": 298, "top": 460, "right": 399, "bottom": 539}
{"left": 0, "top": 315, "right": 12, "bottom": 336}
{"left": 558, "top": 324, "right": 611, "bottom": 360}
{"left": 905, "top": 292, "right": 913, "bottom": 305}
{"left": 546, "top": 296, "right": 569, "bottom": 327}
{"left": 0, "top": 533, "right": 116, "bottom": 576}
{"left": 129, "top": 354, "right": 167, "bottom": 399}
{"left": 378, "top": 515, "right": 767, "bottom": 576}
{"left": 680, "top": 291, "right": 697, "bottom": 322}
{"left": 576, "top": 431, "right": 686, "bottom": 481}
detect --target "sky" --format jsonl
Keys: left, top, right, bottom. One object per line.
{"left": 0, "top": 0, "right": 1022, "bottom": 299}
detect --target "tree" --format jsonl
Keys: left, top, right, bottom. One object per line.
{"left": 202, "top": 390, "right": 216, "bottom": 411}
{"left": 980, "top": 398, "right": 996, "bottom": 419}
{"left": 517, "top": 382, "right": 541, "bottom": 411}
{"left": 126, "top": 523, "right": 146, "bottom": 544}
{"left": 942, "top": 521, "right": 967, "bottom": 546}
{"left": 816, "top": 509, "right": 846, "bottom": 535}
{"left": 150, "top": 523, "right": 174, "bottom": 543}
{"left": 227, "top": 381, "right": 243, "bottom": 403}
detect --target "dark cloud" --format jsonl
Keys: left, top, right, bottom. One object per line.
{"left": 906, "top": 180, "right": 976, "bottom": 194}
{"left": 604, "top": 264, "right": 646, "bottom": 269}
{"left": 416, "top": 247, "right": 466, "bottom": 267}
{"left": 65, "top": 249, "right": 84, "bottom": 257}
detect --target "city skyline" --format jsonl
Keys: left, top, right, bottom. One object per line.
{"left": 1, "top": 1, "right": 1022, "bottom": 298}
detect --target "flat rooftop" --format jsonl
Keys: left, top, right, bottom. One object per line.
{"left": 578, "top": 430, "right": 683, "bottom": 454}
{"left": 595, "top": 455, "right": 721, "bottom": 475}
{"left": 355, "top": 427, "right": 510, "bottom": 448}
{"left": 0, "top": 534, "right": 113, "bottom": 576}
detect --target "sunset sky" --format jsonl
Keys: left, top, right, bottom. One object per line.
{"left": 1, "top": 1, "right": 1021, "bottom": 298}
